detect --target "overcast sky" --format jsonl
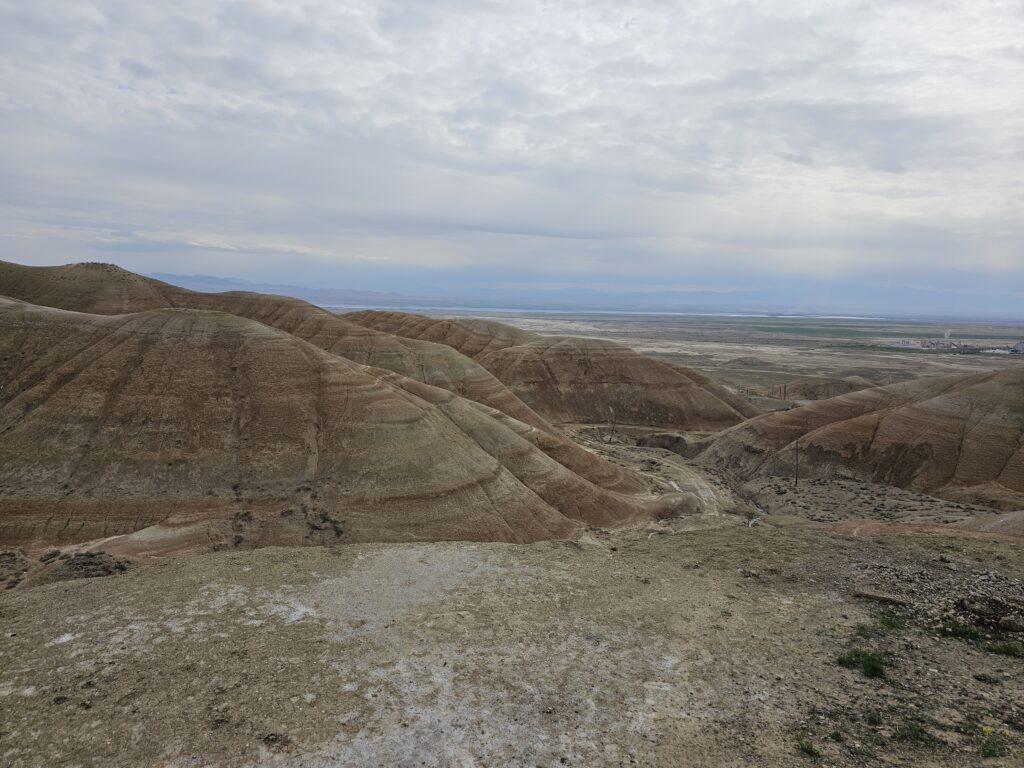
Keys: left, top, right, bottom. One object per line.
{"left": 1, "top": 0, "right": 1022, "bottom": 312}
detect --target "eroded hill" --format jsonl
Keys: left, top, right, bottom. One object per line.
{"left": 698, "top": 370, "right": 1024, "bottom": 510}
{"left": 0, "top": 297, "right": 670, "bottom": 557}
{"left": 0, "top": 261, "right": 647, "bottom": 496}
{"left": 346, "top": 310, "right": 761, "bottom": 430}
{"left": 0, "top": 262, "right": 547, "bottom": 425}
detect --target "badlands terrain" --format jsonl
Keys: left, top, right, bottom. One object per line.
{"left": 1, "top": 261, "right": 1022, "bottom": 767}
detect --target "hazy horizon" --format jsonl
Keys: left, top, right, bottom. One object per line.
{"left": 2, "top": 1, "right": 1023, "bottom": 318}
{"left": 147, "top": 266, "right": 1024, "bottom": 322}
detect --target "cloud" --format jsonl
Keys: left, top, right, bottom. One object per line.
{"left": 0, "top": 0, "right": 1022, "bottom": 311}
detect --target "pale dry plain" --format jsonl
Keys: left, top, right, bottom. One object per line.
{"left": 2, "top": 305, "right": 1023, "bottom": 767}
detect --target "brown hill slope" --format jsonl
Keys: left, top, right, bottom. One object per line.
{"left": 345, "top": 312, "right": 541, "bottom": 357}
{"left": 698, "top": 370, "right": 1024, "bottom": 509}
{"left": 346, "top": 310, "right": 761, "bottom": 430}
{"left": 0, "top": 297, "right": 662, "bottom": 554}
{"left": 0, "top": 260, "right": 182, "bottom": 313}
{"left": 0, "top": 261, "right": 545, "bottom": 426}
{"left": 780, "top": 375, "right": 876, "bottom": 401}
{"left": 0, "top": 261, "right": 643, "bottom": 494}
{"left": 175, "top": 293, "right": 554, "bottom": 431}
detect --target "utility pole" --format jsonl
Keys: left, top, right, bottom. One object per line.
{"left": 794, "top": 439, "right": 800, "bottom": 489}
{"left": 605, "top": 407, "right": 616, "bottom": 444}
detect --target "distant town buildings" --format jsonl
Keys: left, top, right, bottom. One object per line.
{"left": 890, "top": 337, "right": 1023, "bottom": 354}
{"left": 918, "top": 338, "right": 975, "bottom": 351}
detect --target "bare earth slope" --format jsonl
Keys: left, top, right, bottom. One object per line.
{"left": 347, "top": 310, "right": 761, "bottom": 430}
{"left": 0, "top": 261, "right": 547, "bottom": 428}
{"left": 343, "top": 311, "right": 541, "bottom": 357}
{"left": 0, "top": 261, "right": 644, "bottom": 496}
{"left": 0, "top": 259, "right": 183, "bottom": 314}
{"left": 0, "top": 298, "right": 657, "bottom": 554}
{"left": 698, "top": 370, "right": 1024, "bottom": 509}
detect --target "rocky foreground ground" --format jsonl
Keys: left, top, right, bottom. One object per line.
{"left": 2, "top": 520, "right": 1021, "bottom": 767}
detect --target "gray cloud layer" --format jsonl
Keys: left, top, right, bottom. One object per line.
{"left": 1, "top": 0, "right": 1022, "bottom": 309}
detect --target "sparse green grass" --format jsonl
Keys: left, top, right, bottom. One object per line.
{"left": 978, "top": 731, "right": 1009, "bottom": 758}
{"left": 866, "top": 731, "right": 889, "bottom": 747}
{"left": 864, "top": 710, "right": 883, "bottom": 726}
{"left": 986, "top": 641, "right": 1023, "bottom": 658}
{"left": 939, "top": 619, "right": 1023, "bottom": 657}
{"left": 796, "top": 738, "right": 821, "bottom": 759}
{"left": 962, "top": 718, "right": 982, "bottom": 737}
{"left": 892, "top": 720, "right": 936, "bottom": 746}
{"left": 962, "top": 720, "right": 1010, "bottom": 757}
{"left": 877, "top": 609, "right": 906, "bottom": 630}
{"left": 853, "top": 623, "right": 875, "bottom": 639}
{"left": 852, "top": 609, "right": 907, "bottom": 641}
{"left": 846, "top": 743, "right": 876, "bottom": 759}
{"left": 941, "top": 620, "right": 984, "bottom": 641}
{"left": 939, "top": 618, "right": 1024, "bottom": 658}
{"left": 837, "top": 649, "right": 887, "bottom": 678}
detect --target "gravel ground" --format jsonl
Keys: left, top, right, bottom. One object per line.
{"left": 1, "top": 522, "right": 1021, "bottom": 767}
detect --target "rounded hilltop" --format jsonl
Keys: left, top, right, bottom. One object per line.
{"left": 346, "top": 309, "right": 761, "bottom": 430}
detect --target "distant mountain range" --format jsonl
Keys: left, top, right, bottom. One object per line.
{"left": 147, "top": 272, "right": 1024, "bottom": 321}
